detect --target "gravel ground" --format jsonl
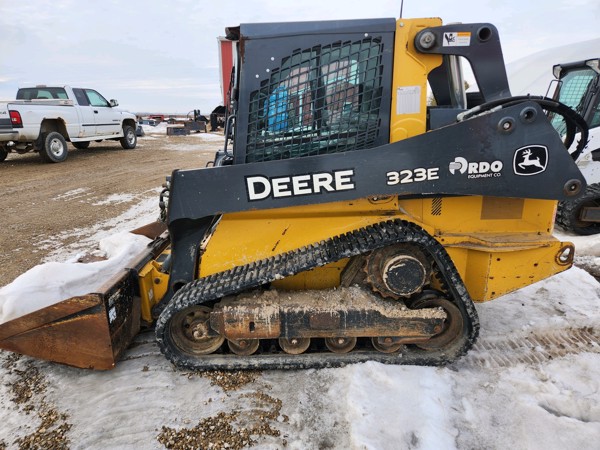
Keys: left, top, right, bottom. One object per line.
{"left": 0, "top": 133, "right": 219, "bottom": 284}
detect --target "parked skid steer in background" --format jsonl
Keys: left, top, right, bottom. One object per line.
{"left": 0, "top": 18, "right": 587, "bottom": 370}
{"left": 549, "top": 58, "right": 600, "bottom": 234}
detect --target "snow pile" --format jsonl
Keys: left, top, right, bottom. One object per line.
{"left": 476, "top": 265, "right": 600, "bottom": 334}
{"left": 560, "top": 231, "right": 600, "bottom": 257}
{"left": 0, "top": 232, "right": 150, "bottom": 324}
{"left": 141, "top": 122, "right": 169, "bottom": 135}
{"left": 555, "top": 228, "right": 600, "bottom": 276}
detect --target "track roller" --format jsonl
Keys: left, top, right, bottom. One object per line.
{"left": 228, "top": 339, "right": 260, "bottom": 355}
{"left": 325, "top": 337, "right": 357, "bottom": 353}
{"left": 279, "top": 337, "right": 311, "bottom": 354}
{"left": 371, "top": 337, "right": 404, "bottom": 353}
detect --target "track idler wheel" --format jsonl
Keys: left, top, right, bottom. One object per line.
{"left": 412, "top": 297, "right": 464, "bottom": 350}
{"left": 227, "top": 339, "right": 260, "bottom": 356}
{"left": 325, "top": 337, "right": 357, "bottom": 353}
{"left": 169, "top": 306, "right": 225, "bottom": 355}
{"left": 279, "top": 337, "right": 310, "bottom": 354}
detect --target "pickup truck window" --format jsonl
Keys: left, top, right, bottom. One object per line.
{"left": 84, "top": 89, "right": 109, "bottom": 108}
{"left": 72, "top": 88, "right": 90, "bottom": 106}
{"left": 17, "top": 87, "right": 68, "bottom": 100}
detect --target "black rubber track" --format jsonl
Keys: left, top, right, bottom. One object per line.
{"left": 556, "top": 183, "right": 600, "bottom": 235}
{"left": 155, "top": 219, "right": 480, "bottom": 370}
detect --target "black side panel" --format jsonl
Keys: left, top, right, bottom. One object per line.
{"left": 233, "top": 18, "right": 396, "bottom": 164}
{"left": 169, "top": 102, "right": 584, "bottom": 223}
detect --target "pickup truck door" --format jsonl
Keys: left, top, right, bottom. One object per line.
{"left": 72, "top": 88, "right": 96, "bottom": 138}
{"left": 83, "top": 89, "right": 122, "bottom": 136}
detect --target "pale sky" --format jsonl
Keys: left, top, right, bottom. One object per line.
{"left": 0, "top": 0, "right": 597, "bottom": 114}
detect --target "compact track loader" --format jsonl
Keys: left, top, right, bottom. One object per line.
{"left": 0, "top": 18, "right": 587, "bottom": 370}
{"left": 549, "top": 58, "right": 600, "bottom": 234}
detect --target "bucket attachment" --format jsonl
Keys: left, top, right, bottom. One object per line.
{"left": 0, "top": 224, "right": 169, "bottom": 370}
{"left": 0, "top": 270, "right": 140, "bottom": 370}
{"left": 131, "top": 221, "right": 168, "bottom": 239}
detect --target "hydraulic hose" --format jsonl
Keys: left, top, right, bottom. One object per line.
{"left": 457, "top": 95, "right": 589, "bottom": 161}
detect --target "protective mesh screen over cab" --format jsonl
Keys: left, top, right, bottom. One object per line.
{"left": 245, "top": 37, "right": 385, "bottom": 162}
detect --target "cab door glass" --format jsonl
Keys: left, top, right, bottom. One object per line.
{"left": 72, "top": 88, "right": 90, "bottom": 106}
{"left": 85, "top": 90, "right": 110, "bottom": 107}
{"left": 552, "top": 68, "right": 596, "bottom": 134}
{"left": 246, "top": 37, "right": 385, "bottom": 162}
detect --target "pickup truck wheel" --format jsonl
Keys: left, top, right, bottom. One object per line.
{"left": 0, "top": 147, "right": 7, "bottom": 162}
{"left": 120, "top": 125, "right": 137, "bottom": 149}
{"left": 72, "top": 141, "right": 90, "bottom": 150}
{"left": 40, "top": 132, "right": 68, "bottom": 163}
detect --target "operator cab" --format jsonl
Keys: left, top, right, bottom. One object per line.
{"left": 550, "top": 58, "right": 600, "bottom": 134}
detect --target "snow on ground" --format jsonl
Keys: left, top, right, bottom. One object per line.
{"left": 141, "top": 122, "right": 169, "bottom": 135}
{"left": 139, "top": 123, "right": 225, "bottom": 152}
{"left": 0, "top": 198, "right": 598, "bottom": 449}
{"left": 161, "top": 142, "right": 220, "bottom": 152}
{"left": 141, "top": 122, "right": 224, "bottom": 141}
{"left": 38, "top": 194, "right": 160, "bottom": 262}
{"left": 556, "top": 228, "right": 600, "bottom": 277}
{"left": 188, "top": 132, "right": 226, "bottom": 141}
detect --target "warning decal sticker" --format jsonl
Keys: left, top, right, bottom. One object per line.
{"left": 443, "top": 32, "right": 471, "bottom": 47}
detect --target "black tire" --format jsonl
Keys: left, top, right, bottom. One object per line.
{"left": 120, "top": 125, "right": 137, "bottom": 149}
{"left": 0, "top": 147, "right": 7, "bottom": 162}
{"left": 39, "top": 131, "right": 68, "bottom": 163}
{"left": 72, "top": 141, "right": 90, "bottom": 150}
{"left": 556, "top": 183, "right": 600, "bottom": 235}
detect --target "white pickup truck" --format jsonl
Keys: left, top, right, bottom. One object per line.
{"left": 0, "top": 85, "right": 137, "bottom": 163}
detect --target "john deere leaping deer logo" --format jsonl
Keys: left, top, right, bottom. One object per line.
{"left": 513, "top": 145, "right": 548, "bottom": 176}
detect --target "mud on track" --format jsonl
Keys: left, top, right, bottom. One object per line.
{"left": 0, "top": 133, "right": 220, "bottom": 285}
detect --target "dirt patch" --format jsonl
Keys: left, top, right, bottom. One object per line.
{"left": 0, "top": 133, "right": 221, "bottom": 285}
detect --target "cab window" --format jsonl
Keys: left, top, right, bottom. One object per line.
{"left": 84, "top": 89, "right": 109, "bottom": 107}
{"left": 72, "top": 88, "right": 90, "bottom": 106}
{"left": 17, "top": 87, "right": 68, "bottom": 100}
